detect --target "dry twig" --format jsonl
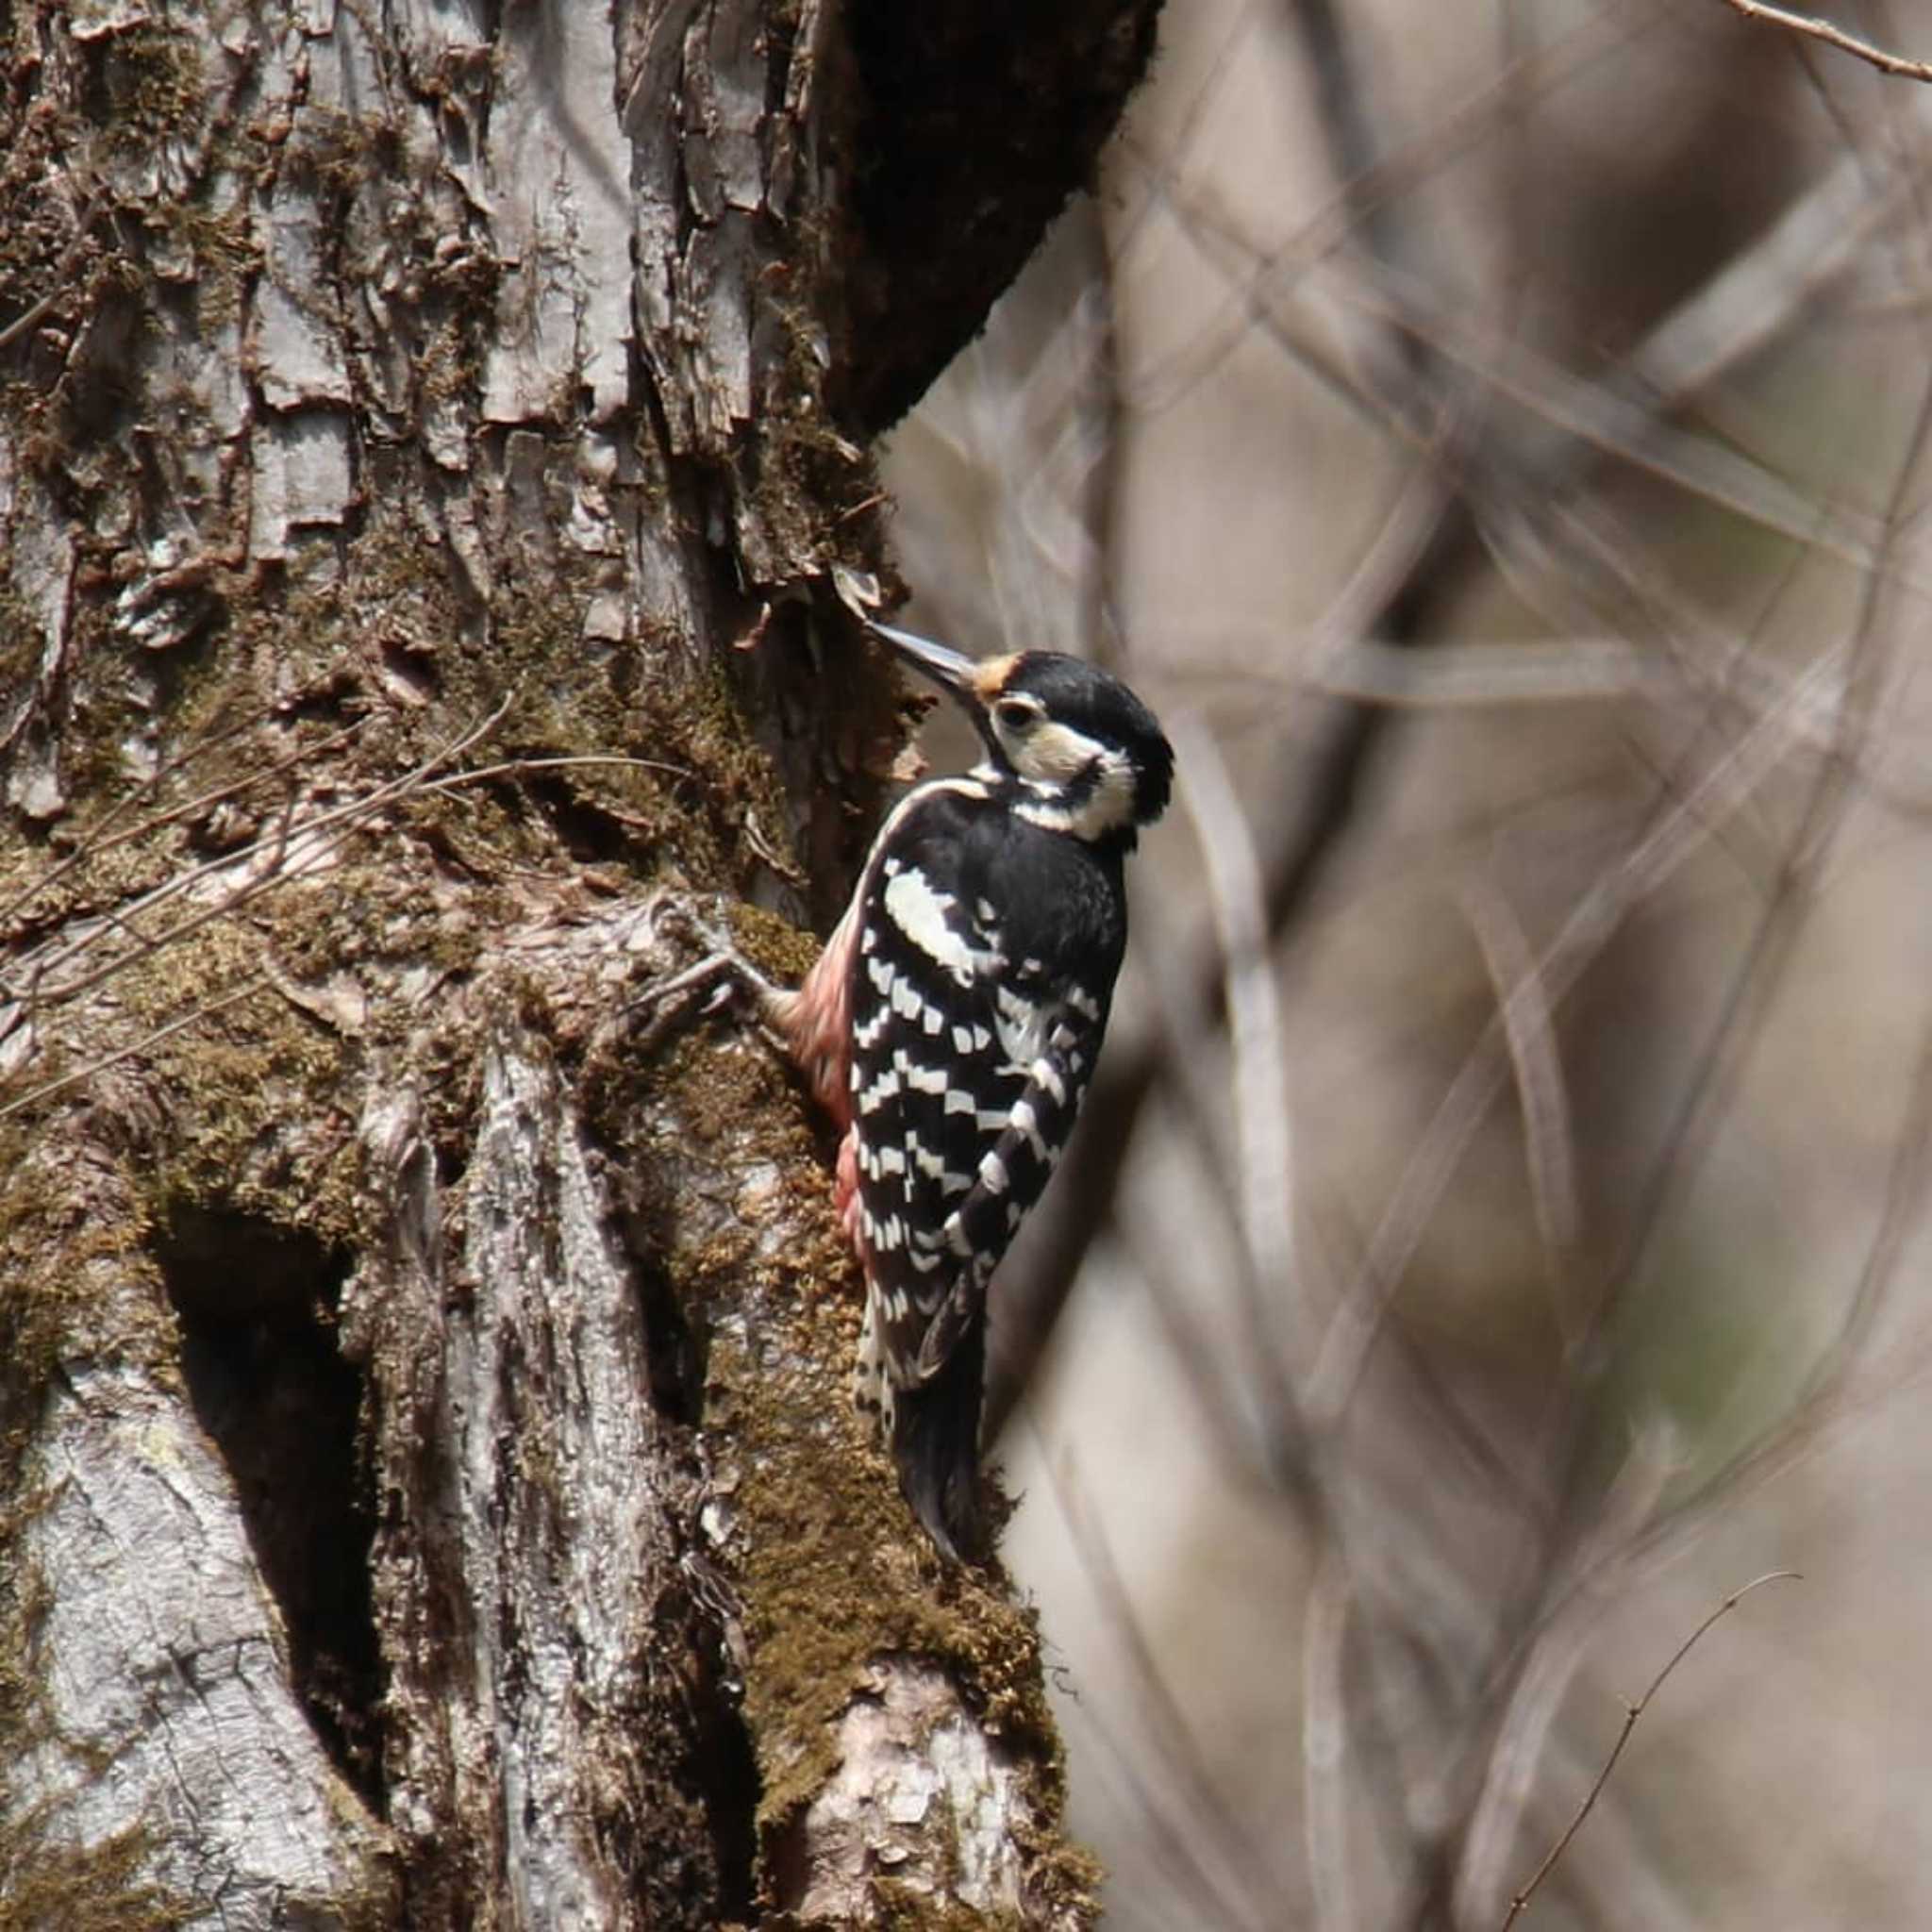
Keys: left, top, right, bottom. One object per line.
{"left": 1716, "top": 1, "right": 1932, "bottom": 81}
{"left": 1500, "top": 1571, "right": 1801, "bottom": 1928}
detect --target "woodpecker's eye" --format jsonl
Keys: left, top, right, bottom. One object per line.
{"left": 994, "top": 696, "right": 1041, "bottom": 732}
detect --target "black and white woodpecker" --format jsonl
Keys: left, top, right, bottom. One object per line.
{"left": 662, "top": 620, "right": 1173, "bottom": 1560}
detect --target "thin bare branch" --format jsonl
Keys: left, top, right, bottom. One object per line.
{"left": 1499, "top": 1572, "right": 1801, "bottom": 1929}
{"left": 1336, "top": 259, "right": 1932, "bottom": 602}
{"left": 1568, "top": 319, "right": 1932, "bottom": 1375}
{"left": 1715, "top": 0, "right": 1932, "bottom": 80}
{"left": 408, "top": 751, "right": 697, "bottom": 797}
{"left": 990, "top": 8, "right": 1911, "bottom": 1450}
{"left": 1109, "top": 1217, "right": 1270, "bottom": 1487}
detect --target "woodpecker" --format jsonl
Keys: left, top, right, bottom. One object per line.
{"left": 658, "top": 620, "right": 1173, "bottom": 1560}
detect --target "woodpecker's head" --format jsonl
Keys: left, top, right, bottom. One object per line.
{"left": 874, "top": 622, "right": 1174, "bottom": 846}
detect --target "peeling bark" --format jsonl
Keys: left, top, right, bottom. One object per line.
{"left": 0, "top": 0, "right": 1157, "bottom": 1924}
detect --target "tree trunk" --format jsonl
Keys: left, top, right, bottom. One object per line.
{"left": 0, "top": 2, "right": 1158, "bottom": 1924}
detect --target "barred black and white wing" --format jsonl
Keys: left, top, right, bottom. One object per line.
{"left": 844, "top": 782, "right": 1125, "bottom": 1557}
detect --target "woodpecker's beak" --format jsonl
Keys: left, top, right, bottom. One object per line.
{"left": 871, "top": 621, "right": 1020, "bottom": 747}
{"left": 871, "top": 622, "right": 977, "bottom": 695}
{"left": 874, "top": 621, "right": 1039, "bottom": 773}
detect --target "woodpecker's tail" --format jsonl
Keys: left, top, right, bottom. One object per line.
{"left": 891, "top": 1318, "right": 986, "bottom": 1564}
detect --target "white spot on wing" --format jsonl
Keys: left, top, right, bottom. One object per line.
{"left": 883, "top": 866, "right": 985, "bottom": 984}
{"left": 994, "top": 985, "right": 1049, "bottom": 1067}
{"left": 857, "top": 1064, "right": 902, "bottom": 1111}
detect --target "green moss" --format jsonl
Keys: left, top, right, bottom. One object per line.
{"left": 870, "top": 1885, "right": 1027, "bottom": 1930}
{"left": 109, "top": 197, "right": 258, "bottom": 342}
{"left": 602, "top": 1013, "right": 1083, "bottom": 1914}
{"left": 0, "top": 586, "right": 42, "bottom": 698}
{"left": 0, "top": 1537, "right": 45, "bottom": 1754}
{"left": 0, "top": 856, "right": 370, "bottom": 1247}
{"left": 413, "top": 530, "right": 804, "bottom": 894}
{"left": 0, "top": 1131, "right": 167, "bottom": 1436}
{"left": 0, "top": 1813, "right": 189, "bottom": 1932}
{"left": 286, "top": 106, "right": 396, "bottom": 207}
{"left": 84, "top": 24, "right": 209, "bottom": 174}
{"left": 727, "top": 902, "right": 822, "bottom": 986}
{"left": 127, "top": 965, "right": 359, "bottom": 1250}
{"left": 727, "top": 1319, "right": 1089, "bottom": 1912}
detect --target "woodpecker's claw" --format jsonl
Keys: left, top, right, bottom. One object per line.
{"left": 629, "top": 952, "right": 740, "bottom": 1019}
{"left": 642, "top": 892, "right": 738, "bottom": 963}
{"left": 626, "top": 896, "right": 788, "bottom": 1049}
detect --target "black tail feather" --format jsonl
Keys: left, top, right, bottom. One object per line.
{"left": 891, "top": 1317, "right": 986, "bottom": 1563}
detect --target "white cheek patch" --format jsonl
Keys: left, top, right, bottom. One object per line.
{"left": 1012, "top": 733, "right": 1139, "bottom": 840}
{"left": 1025, "top": 721, "right": 1104, "bottom": 784}
{"left": 1090, "top": 749, "right": 1138, "bottom": 826}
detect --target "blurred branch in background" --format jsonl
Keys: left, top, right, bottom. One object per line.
{"left": 882, "top": 1, "right": 1932, "bottom": 1926}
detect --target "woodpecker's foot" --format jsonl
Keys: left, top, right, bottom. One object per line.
{"left": 625, "top": 896, "right": 785, "bottom": 1051}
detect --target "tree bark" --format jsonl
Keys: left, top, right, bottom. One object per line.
{"left": 0, "top": 1, "right": 1158, "bottom": 1924}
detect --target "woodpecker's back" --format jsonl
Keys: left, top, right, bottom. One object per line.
{"left": 809, "top": 628, "right": 1173, "bottom": 1559}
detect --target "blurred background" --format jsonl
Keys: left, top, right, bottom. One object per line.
{"left": 879, "top": 2, "right": 1932, "bottom": 1924}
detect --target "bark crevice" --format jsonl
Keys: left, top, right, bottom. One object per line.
{"left": 155, "top": 1206, "right": 387, "bottom": 1817}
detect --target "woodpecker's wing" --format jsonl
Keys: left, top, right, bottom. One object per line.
{"left": 846, "top": 784, "right": 1124, "bottom": 1391}
{"left": 907, "top": 1007, "right": 1098, "bottom": 1379}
